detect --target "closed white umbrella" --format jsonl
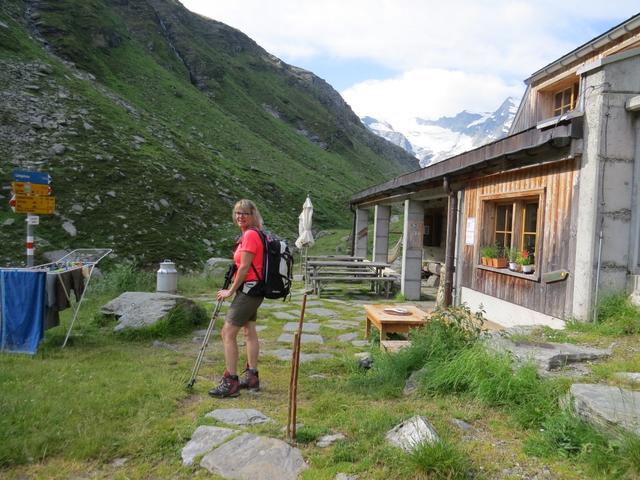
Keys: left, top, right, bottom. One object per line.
{"left": 295, "top": 196, "right": 314, "bottom": 286}
{"left": 295, "top": 196, "right": 314, "bottom": 249}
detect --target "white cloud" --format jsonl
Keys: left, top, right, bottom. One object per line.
{"left": 181, "top": 1, "right": 637, "bottom": 74}
{"left": 342, "top": 69, "right": 523, "bottom": 127}
{"left": 180, "top": 0, "right": 639, "bottom": 119}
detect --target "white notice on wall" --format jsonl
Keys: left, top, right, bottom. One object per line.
{"left": 465, "top": 217, "right": 475, "bottom": 245}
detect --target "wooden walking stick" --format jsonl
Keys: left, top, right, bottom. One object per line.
{"left": 287, "top": 293, "right": 307, "bottom": 440}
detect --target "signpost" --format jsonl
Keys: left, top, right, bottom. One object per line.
{"left": 11, "top": 182, "right": 51, "bottom": 196}
{"left": 12, "top": 170, "right": 51, "bottom": 185}
{"left": 14, "top": 195, "right": 55, "bottom": 215}
{"left": 9, "top": 169, "right": 55, "bottom": 266}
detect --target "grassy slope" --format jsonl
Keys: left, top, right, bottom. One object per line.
{"left": 0, "top": 0, "right": 417, "bottom": 267}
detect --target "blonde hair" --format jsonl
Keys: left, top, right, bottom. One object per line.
{"left": 233, "top": 199, "right": 263, "bottom": 229}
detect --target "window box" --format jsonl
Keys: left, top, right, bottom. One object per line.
{"left": 477, "top": 264, "right": 540, "bottom": 282}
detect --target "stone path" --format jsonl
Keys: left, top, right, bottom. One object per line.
{"left": 182, "top": 409, "right": 307, "bottom": 479}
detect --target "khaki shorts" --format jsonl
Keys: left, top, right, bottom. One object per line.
{"left": 225, "top": 291, "right": 264, "bottom": 326}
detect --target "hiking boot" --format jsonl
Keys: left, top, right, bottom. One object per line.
{"left": 239, "top": 367, "right": 260, "bottom": 391}
{"left": 208, "top": 371, "right": 240, "bottom": 398}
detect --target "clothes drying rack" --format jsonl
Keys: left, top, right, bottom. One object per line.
{"left": 35, "top": 248, "right": 112, "bottom": 348}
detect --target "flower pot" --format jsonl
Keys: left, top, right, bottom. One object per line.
{"left": 521, "top": 265, "right": 534, "bottom": 274}
{"left": 494, "top": 257, "right": 507, "bottom": 268}
{"left": 508, "top": 262, "right": 518, "bottom": 271}
{"left": 481, "top": 257, "right": 489, "bottom": 266}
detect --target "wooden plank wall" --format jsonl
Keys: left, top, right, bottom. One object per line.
{"left": 460, "top": 157, "right": 578, "bottom": 318}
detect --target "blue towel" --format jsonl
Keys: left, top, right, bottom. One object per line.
{"left": 0, "top": 270, "right": 46, "bottom": 354}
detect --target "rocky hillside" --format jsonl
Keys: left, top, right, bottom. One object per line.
{"left": 0, "top": 0, "right": 417, "bottom": 267}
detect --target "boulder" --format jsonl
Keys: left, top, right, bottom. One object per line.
{"left": 200, "top": 433, "right": 307, "bottom": 480}
{"left": 101, "top": 292, "right": 196, "bottom": 331}
{"left": 385, "top": 415, "right": 440, "bottom": 452}
{"left": 613, "top": 372, "right": 640, "bottom": 384}
{"left": 486, "top": 337, "right": 611, "bottom": 373}
{"left": 355, "top": 352, "right": 373, "bottom": 369}
{"left": 569, "top": 383, "right": 640, "bottom": 436}
{"left": 205, "top": 257, "right": 233, "bottom": 276}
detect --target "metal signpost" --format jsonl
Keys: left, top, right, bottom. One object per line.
{"left": 10, "top": 170, "right": 55, "bottom": 266}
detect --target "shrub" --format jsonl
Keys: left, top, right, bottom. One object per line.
{"left": 409, "top": 440, "right": 472, "bottom": 479}
{"left": 524, "top": 410, "right": 631, "bottom": 476}
{"left": 294, "top": 425, "right": 328, "bottom": 444}
{"left": 93, "top": 262, "right": 154, "bottom": 295}
{"left": 348, "top": 304, "right": 485, "bottom": 397}
{"left": 420, "top": 344, "right": 564, "bottom": 428}
{"left": 596, "top": 293, "right": 640, "bottom": 335}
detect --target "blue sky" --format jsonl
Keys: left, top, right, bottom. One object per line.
{"left": 181, "top": 1, "right": 639, "bottom": 127}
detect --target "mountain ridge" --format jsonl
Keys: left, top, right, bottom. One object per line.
{"left": 0, "top": 0, "right": 417, "bottom": 267}
{"left": 363, "top": 97, "right": 518, "bottom": 167}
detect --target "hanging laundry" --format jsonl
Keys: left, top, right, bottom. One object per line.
{"left": 44, "top": 266, "right": 86, "bottom": 330}
{"left": 0, "top": 270, "right": 46, "bottom": 354}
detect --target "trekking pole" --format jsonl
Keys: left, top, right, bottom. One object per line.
{"left": 287, "top": 293, "right": 307, "bottom": 440}
{"left": 186, "top": 265, "right": 235, "bottom": 390}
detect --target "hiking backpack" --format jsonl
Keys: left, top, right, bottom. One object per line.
{"left": 249, "top": 228, "right": 294, "bottom": 300}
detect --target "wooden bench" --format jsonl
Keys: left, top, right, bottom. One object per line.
{"left": 313, "top": 275, "right": 397, "bottom": 297}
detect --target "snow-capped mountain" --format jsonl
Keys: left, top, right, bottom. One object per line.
{"left": 361, "top": 117, "right": 414, "bottom": 154}
{"left": 363, "top": 97, "right": 519, "bottom": 167}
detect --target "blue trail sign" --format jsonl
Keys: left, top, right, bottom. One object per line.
{"left": 12, "top": 169, "right": 51, "bottom": 185}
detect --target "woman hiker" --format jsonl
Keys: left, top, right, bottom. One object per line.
{"left": 209, "top": 199, "right": 265, "bottom": 398}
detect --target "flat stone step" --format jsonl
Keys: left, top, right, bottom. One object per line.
{"left": 277, "top": 333, "right": 324, "bottom": 344}
{"left": 283, "top": 322, "right": 320, "bottom": 333}
{"left": 205, "top": 408, "right": 271, "bottom": 426}
{"left": 200, "top": 432, "right": 307, "bottom": 480}
{"left": 181, "top": 425, "right": 236, "bottom": 466}
{"left": 264, "top": 349, "right": 333, "bottom": 363}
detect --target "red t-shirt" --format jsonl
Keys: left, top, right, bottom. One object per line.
{"left": 233, "top": 229, "right": 264, "bottom": 282}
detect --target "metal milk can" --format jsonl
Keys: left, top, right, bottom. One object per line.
{"left": 156, "top": 259, "right": 178, "bottom": 294}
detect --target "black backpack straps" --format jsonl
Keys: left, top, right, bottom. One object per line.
{"left": 248, "top": 227, "right": 266, "bottom": 281}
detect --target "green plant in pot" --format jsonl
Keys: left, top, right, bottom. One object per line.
{"left": 493, "top": 245, "right": 508, "bottom": 268}
{"left": 517, "top": 250, "right": 534, "bottom": 273}
{"left": 480, "top": 245, "right": 497, "bottom": 266}
{"left": 479, "top": 245, "right": 493, "bottom": 266}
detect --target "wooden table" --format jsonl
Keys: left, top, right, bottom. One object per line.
{"left": 364, "top": 304, "right": 429, "bottom": 341}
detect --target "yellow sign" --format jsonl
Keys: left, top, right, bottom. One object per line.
{"left": 12, "top": 182, "right": 51, "bottom": 196}
{"left": 14, "top": 195, "right": 56, "bottom": 214}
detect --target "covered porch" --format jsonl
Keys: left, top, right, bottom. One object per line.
{"left": 350, "top": 118, "right": 582, "bottom": 327}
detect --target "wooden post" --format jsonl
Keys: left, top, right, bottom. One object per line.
{"left": 287, "top": 332, "right": 299, "bottom": 440}
{"left": 444, "top": 185, "right": 458, "bottom": 307}
{"left": 287, "top": 294, "right": 307, "bottom": 441}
